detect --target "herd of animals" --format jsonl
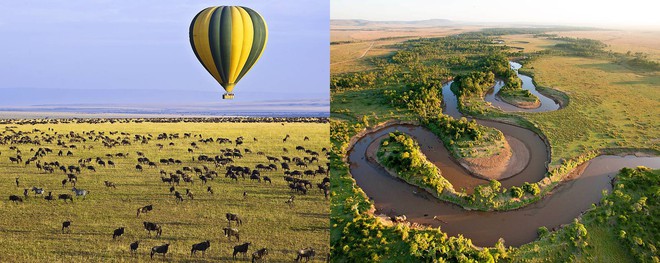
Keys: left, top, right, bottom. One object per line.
{"left": 1, "top": 119, "right": 329, "bottom": 261}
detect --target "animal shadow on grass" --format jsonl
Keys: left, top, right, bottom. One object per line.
{"left": 58, "top": 250, "right": 113, "bottom": 260}
{"left": 157, "top": 221, "right": 201, "bottom": 227}
{"left": 0, "top": 228, "right": 32, "bottom": 234}
{"left": 296, "top": 212, "right": 327, "bottom": 219}
{"left": 290, "top": 226, "right": 328, "bottom": 232}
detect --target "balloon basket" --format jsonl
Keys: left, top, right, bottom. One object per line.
{"left": 222, "top": 93, "right": 235, "bottom": 100}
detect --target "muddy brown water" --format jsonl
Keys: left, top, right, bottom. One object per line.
{"left": 347, "top": 81, "right": 659, "bottom": 247}
{"left": 484, "top": 61, "right": 561, "bottom": 112}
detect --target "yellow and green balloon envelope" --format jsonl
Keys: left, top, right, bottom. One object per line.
{"left": 189, "top": 6, "right": 268, "bottom": 100}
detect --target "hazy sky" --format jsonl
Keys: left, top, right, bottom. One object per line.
{"left": 0, "top": 0, "right": 329, "bottom": 104}
{"left": 332, "top": 0, "right": 660, "bottom": 28}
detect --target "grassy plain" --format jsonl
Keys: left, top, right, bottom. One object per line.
{"left": 0, "top": 121, "right": 329, "bottom": 262}
{"left": 497, "top": 34, "right": 564, "bottom": 53}
{"left": 521, "top": 56, "right": 660, "bottom": 164}
{"left": 550, "top": 30, "right": 660, "bottom": 62}
{"left": 330, "top": 26, "right": 481, "bottom": 74}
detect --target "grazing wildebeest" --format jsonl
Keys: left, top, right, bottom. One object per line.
{"left": 23, "top": 188, "right": 29, "bottom": 199}
{"left": 135, "top": 164, "right": 143, "bottom": 172}
{"left": 252, "top": 248, "right": 268, "bottom": 263}
{"left": 9, "top": 195, "right": 23, "bottom": 203}
{"left": 185, "top": 189, "right": 194, "bottom": 200}
{"left": 249, "top": 174, "right": 261, "bottom": 182}
{"left": 113, "top": 227, "right": 125, "bottom": 239}
{"left": 31, "top": 186, "right": 44, "bottom": 196}
{"left": 15, "top": 177, "right": 19, "bottom": 187}
{"left": 169, "top": 186, "right": 175, "bottom": 193}
{"left": 285, "top": 196, "right": 295, "bottom": 207}
{"left": 44, "top": 192, "right": 54, "bottom": 201}
{"left": 304, "top": 136, "right": 310, "bottom": 141}
{"left": 129, "top": 241, "right": 139, "bottom": 254}
{"left": 143, "top": 221, "right": 162, "bottom": 237}
{"left": 226, "top": 213, "right": 243, "bottom": 226}
{"left": 58, "top": 194, "right": 74, "bottom": 203}
{"left": 223, "top": 227, "right": 240, "bottom": 241}
{"left": 263, "top": 176, "right": 272, "bottom": 184}
{"left": 71, "top": 187, "right": 89, "bottom": 199}
{"left": 137, "top": 204, "right": 153, "bottom": 217}
{"left": 174, "top": 191, "right": 184, "bottom": 203}
{"left": 150, "top": 243, "right": 169, "bottom": 259}
{"left": 62, "top": 221, "right": 71, "bottom": 233}
{"left": 295, "top": 247, "right": 315, "bottom": 262}
{"left": 104, "top": 181, "right": 117, "bottom": 189}
{"left": 207, "top": 186, "right": 214, "bottom": 195}
{"left": 191, "top": 240, "right": 210, "bottom": 257}
{"left": 233, "top": 242, "right": 251, "bottom": 259}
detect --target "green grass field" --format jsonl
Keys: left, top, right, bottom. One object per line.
{"left": 521, "top": 56, "right": 660, "bottom": 164}
{"left": 0, "top": 121, "right": 329, "bottom": 262}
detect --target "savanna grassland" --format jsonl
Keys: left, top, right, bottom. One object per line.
{"left": 520, "top": 55, "right": 659, "bottom": 165}
{"left": 330, "top": 25, "right": 659, "bottom": 262}
{"left": 550, "top": 30, "right": 660, "bottom": 62}
{"left": 0, "top": 119, "right": 329, "bottom": 262}
{"left": 330, "top": 23, "right": 482, "bottom": 74}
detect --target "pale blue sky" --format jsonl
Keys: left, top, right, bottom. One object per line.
{"left": 0, "top": 1, "right": 329, "bottom": 104}
{"left": 332, "top": 0, "right": 660, "bottom": 28}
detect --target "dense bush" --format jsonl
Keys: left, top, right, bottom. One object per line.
{"left": 588, "top": 167, "right": 660, "bottom": 262}
{"left": 453, "top": 71, "right": 495, "bottom": 96}
{"left": 378, "top": 131, "right": 452, "bottom": 195}
{"left": 383, "top": 82, "right": 443, "bottom": 118}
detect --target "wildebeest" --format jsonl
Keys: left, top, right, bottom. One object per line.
{"left": 233, "top": 242, "right": 251, "bottom": 259}
{"left": 207, "top": 186, "right": 214, "bottom": 195}
{"left": 191, "top": 240, "right": 210, "bottom": 256}
{"left": 129, "top": 241, "right": 139, "bottom": 254}
{"left": 226, "top": 213, "right": 243, "bottom": 226}
{"left": 104, "top": 181, "right": 117, "bottom": 189}
{"left": 174, "top": 191, "right": 184, "bottom": 203}
{"left": 9, "top": 195, "right": 23, "bottom": 203}
{"left": 252, "top": 248, "right": 268, "bottom": 263}
{"left": 150, "top": 243, "right": 169, "bottom": 259}
{"left": 250, "top": 174, "right": 261, "bottom": 182}
{"left": 285, "top": 196, "right": 295, "bottom": 207}
{"left": 295, "top": 247, "right": 315, "bottom": 262}
{"left": 137, "top": 204, "right": 153, "bottom": 217}
{"left": 58, "top": 194, "right": 74, "bottom": 203}
{"left": 44, "top": 192, "right": 55, "bottom": 201}
{"left": 143, "top": 221, "right": 162, "bottom": 237}
{"left": 113, "top": 227, "right": 125, "bottom": 239}
{"left": 223, "top": 227, "right": 240, "bottom": 241}
{"left": 62, "top": 221, "right": 71, "bottom": 233}
{"left": 71, "top": 187, "right": 89, "bottom": 199}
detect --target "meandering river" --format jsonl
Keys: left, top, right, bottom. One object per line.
{"left": 347, "top": 79, "right": 659, "bottom": 246}
{"left": 484, "top": 61, "right": 561, "bottom": 112}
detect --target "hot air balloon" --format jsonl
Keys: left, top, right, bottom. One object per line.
{"left": 189, "top": 6, "right": 268, "bottom": 100}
